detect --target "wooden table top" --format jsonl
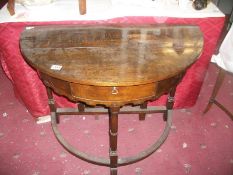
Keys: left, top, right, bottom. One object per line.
{"left": 20, "top": 25, "right": 203, "bottom": 86}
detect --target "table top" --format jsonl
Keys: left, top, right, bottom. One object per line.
{"left": 20, "top": 24, "right": 203, "bottom": 87}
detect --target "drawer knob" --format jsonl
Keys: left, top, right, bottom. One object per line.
{"left": 112, "top": 87, "right": 118, "bottom": 95}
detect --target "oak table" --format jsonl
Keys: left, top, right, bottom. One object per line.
{"left": 20, "top": 25, "right": 203, "bottom": 175}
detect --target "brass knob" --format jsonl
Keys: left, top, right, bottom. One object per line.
{"left": 111, "top": 87, "right": 118, "bottom": 95}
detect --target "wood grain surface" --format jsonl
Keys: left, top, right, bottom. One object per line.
{"left": 20, "top": 25, "right": 203, "bottom": 87}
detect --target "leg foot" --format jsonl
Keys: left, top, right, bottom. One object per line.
{"left": 203, "top": 67, "right": 225, "bottom": 114}
{"left": 164, "top": 88, "right": 176, "bottom": 121}
{"left": 55, "top": 115, "right": 60, "bottom": 124}
{"left": 203, "top": 99, "right": 214, "bottom": 114}
{"left": 110, "top": 168, "right": 117, "bottom": 175}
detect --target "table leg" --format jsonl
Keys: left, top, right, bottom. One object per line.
{"left": 163, "top": 88, "right": 175, "bottom": 121}
{"left": 203, "top": 68, "right": 225, "bottom": 114}
{"left": 46, "top": 86, "right": 59, "bottom": 124}
{"left": 78, "top": 103, "right": 85, "bottom": 112}
{"left": 109, "top": 107, "right": 119, "bottom": 175}
{"left": 139, "top": 102, "right": 147, "bottom": 121}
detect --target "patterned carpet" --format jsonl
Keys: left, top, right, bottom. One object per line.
{"left": 0, "top": 63, "right": 233, "bottom": 175}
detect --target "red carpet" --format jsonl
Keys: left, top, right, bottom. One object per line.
{"left": 0, "top": 63, "right": 233, "bottom": 175}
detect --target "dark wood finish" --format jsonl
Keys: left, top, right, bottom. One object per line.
{"left": 45, "top": 86, "right": 60, "bottom": 123}
{"left": 50, "top": 104, "right": 173, "bottom": 169}
{"left": 203, "top": 67, "right": 233, "bottom": 120}
{"left": 55, "top": 106, "right": 167, "bottom": 115}
{"left": 70, "top": 83, "right": 156, "bottom": 106}
{"left": 109, "top": 107, "right": 119, "bottom": 175}
{"left": 139, "top": 102, "right": 147, "bottom": 120}
{"left": 20, "top": 25, "right": 203, "bottom": 86}
{"left": 163, "top": 86, "right": 176, "bottom": 121}
{"left": 78, "top": 103, "right": 85, "bottom": 112}
{"left": 20, "top": 25, "right": 203, "bottom": 174}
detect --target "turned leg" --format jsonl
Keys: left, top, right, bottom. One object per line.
{"left": 203, "top": 67, "right": 226, "bottom": 114}
{"left": 109, "top": 107, "right": 120, "bottom": 175}
{"left": 139, "top": 102, "right": 147, "bottom": 120}
{"left": 78, "top": 103, "right": 85, "bottom": 112}
{"left": 163, "top": 88, "right": 176, "bottom": 121}
{"left": 46, "top": 86, "right": 59, "bottom": 123}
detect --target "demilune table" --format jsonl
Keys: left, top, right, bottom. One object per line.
{"left": 0, "top": 1, "right": 225, "bottom": 118}
{"left": 20, "top": 24, "right": 203, "bottom": 175}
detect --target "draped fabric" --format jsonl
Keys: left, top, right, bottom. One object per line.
{"left": 211, "top": 26, "right": 233, "bottom": 73}
{"left": 0, "top": 16, "right": 225, "bottom": 117}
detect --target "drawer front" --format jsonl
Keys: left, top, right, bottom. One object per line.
{"left": 70, "top": 83, "right": 156, "bottom": 103}
{"left": 40, "top": 73, "right": 72, "bottom": 98}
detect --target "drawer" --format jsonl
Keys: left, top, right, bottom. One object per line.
{"left": 70, "top": 83, "right": 156, "bottom": 104}
{"left": 40, "top": 73, "right": 72, "bottom": 98}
